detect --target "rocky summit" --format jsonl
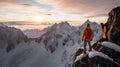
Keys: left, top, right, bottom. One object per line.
{"left": 105, "top": 6, "right": 120, "bottom": 45}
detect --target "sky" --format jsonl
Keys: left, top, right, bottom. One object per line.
{"left": 0, "top": 0, "right": 120, "bottom": 25}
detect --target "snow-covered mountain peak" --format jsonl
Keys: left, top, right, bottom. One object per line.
{"left": 59, "top": 21, "right": 70, "bottom": 27}
{"left": 85, "top": 19, "right": 90, "bottom": 23}
{"left": 52, "top": 21, "right": 71, "bottom": 29}
{"left": 82, "top": 19, "right": 98, "bottom": 26}
{"left": 0, "top": 23, "right": 7, "bottom": 27}
{"left": 23, "top": 29, "right": 45, "bottom": 38}
{"left": 45, "top": 21, "right": 75, "bottom": 35}
{"left": 79, "top": 19, "right": 99, "bottom": 30}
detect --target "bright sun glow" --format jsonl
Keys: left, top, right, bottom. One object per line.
{"left": 34, "top": 16, "right": 43, "bottom": 23}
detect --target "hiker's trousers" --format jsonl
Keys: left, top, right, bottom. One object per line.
{"left": 83, "top": 41, "right": 92, "bottom": 53}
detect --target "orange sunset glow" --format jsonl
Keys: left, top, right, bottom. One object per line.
{"left": 34, "top": 16, "right": 43, "bottom": 23}
{"left": 0, "top": 0, "right": 120, "bottom": 25}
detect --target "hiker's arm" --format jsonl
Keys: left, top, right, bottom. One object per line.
{"left": 82, "top": 30, "right": 85, "bottom": 41}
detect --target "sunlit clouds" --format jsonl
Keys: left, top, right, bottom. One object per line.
{"left": 0, "top": 0, "right": 120, "bottom": 24}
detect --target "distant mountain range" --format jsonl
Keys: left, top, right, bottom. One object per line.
{"left": 0, "top": 18, "right": 100, "bottom": 67}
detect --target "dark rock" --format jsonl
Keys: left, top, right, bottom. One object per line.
{"left": 73, "top": 48, "right": 83, "bottom": 61}
{"left": 72, "top": 47, "right": 120, "bottom": 67}
{"left": 98, "top": 23, "right": 108, "bottom": 42}
{"left": 93, "top": 56, "right": 119, "bottom": 67}
{"left": 98, "top": 45, "right": 120, "bottom": 64}
{"left": 92, "top": 42, "right": 120, "bottom": 64}
{"left": 92, "top": 42, "right": 103, "bottom": 51}
{"left": 104, "top": 6, "right": 120, "bottom": 45}
{"left": 72, "top": 48, "right": 98, "bottom": 67}
{"left": 72, "top": 48, "right": 84, "bottom": 67}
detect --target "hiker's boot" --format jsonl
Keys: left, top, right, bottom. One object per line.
{"left": 88, "top": 48, "right": 92, "bottom": 51}
{"left": 83, "top": 51, "right": 86, "bottom": 54}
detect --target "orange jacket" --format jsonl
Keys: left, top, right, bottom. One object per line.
{"left": 82, "top": 25, "right": 94, "bottom": 41}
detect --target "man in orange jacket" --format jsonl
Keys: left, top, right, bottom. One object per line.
{"left": 82, "top": 24, "right": 94, "bottom": 53}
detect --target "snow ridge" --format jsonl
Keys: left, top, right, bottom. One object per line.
{"left": 102, "top": 41, "right": 120, "bottom": 52}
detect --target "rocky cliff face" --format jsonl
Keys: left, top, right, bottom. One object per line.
{"left": 104, "top": 6, "right": 120, "bottom": 45}
{"left": 72, "top": 42, "right": 120, "bottom": 67}
{"left": 72, "top": 6, "right": 120, "bottom": 67}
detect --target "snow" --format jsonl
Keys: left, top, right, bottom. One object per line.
{"left": 0, "top": 41, "right": 82, "bottom": 67}
{"left": 89, "top": 50, "right": 120, "bottom": 66}
{"left": 102, "top": 41, "right": 120, "bottom": 52}
{"left": 1, "top": 41, "right": 49, "bottom": 67}
{"left": 74, "top": 44, "right": 120, "bottom": 64}
{"left": 74, "top": 53, "right": 87, "bottom": 62}
{"left": 88, "top": 51, "right": 113, "bottom": 61}
{"left": 23, "top": 29, "right": 45, "bottom": 38}
{"left": 0, "top": 49, "right": 7, "bottom": 62}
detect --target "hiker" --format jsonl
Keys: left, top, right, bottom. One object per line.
{"left": 82, "top": 24, "right": 94, "bottom": 53}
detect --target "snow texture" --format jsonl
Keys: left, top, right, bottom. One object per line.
{"left": 102, "top": 41, "right": 120, "bottom": 52}
{"left": 89, "top": 50, "right": 120, "bottom": 66}
{"left": 88, "top": 51, "right": 113, "bottom": 61}
{"left": 74, "top": 53, "right": 87, "bottom": 62}
{"left": 24, "top": 29, "right": 45, "bottom": 38}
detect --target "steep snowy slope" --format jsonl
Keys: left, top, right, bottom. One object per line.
{"left": 0, "top": 41, "right": 49, "bottom": 67}
{"left": 0, "top": 40, "right": 83, "bottom": 67}
{"left": 23, "top": 29, "right": 46, "bottom": 38}
{"left": 35, "top": 21, "right": 78, "bottom": 52}
{"left": 0, "top": 24, "right": 28, "bottom": 52}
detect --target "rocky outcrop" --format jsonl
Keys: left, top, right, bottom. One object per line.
{"left": 93, "top": 42, "right": 120, "bottom": 64}
{"left": 100, "top": 6, "right": 120, "bottom": 45}
{"left": 72, "top": 47, "right": 120, "bottom": 67}
{"left": 0, "top": 26, "right": 28, "bottom": 52}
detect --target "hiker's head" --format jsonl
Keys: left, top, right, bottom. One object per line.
{"left": 87, "top": 24, "right": 90, "bottom": 26}
{"left": 86, "top": 24, "right": 91, "bottom": 29}
{"left": 87, "top": 24, "right": 90, "bottom": 27}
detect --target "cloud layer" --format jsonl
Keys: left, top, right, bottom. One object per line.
{"left": 0, "top": 0, "right": 120, "bottom": 23}
{"left": 0, "top": 0, "right": 55, "bottom": 22}
{"left": 37, "top": 0, "right": 120, "bottom": 17}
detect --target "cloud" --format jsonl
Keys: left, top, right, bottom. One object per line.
{"left": 84, "top": 14, "right": 108, "bottom": 18}
{"left": 0, "top": 0, "right": 53, "bottom": 18}
{"left": 36, "top": 12, "right": 52, "bottom": 16}
{"left": 0, "top": 0, "right": 13, "bottom": 1}
{"left": 0, "top": 1, "right": 35, "bottom": 9}
{"left": 0, "top": 0, "right": 120, "bottom": 22}
{"left": 36, "top": 0, "right": 120, "bottom": 18}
